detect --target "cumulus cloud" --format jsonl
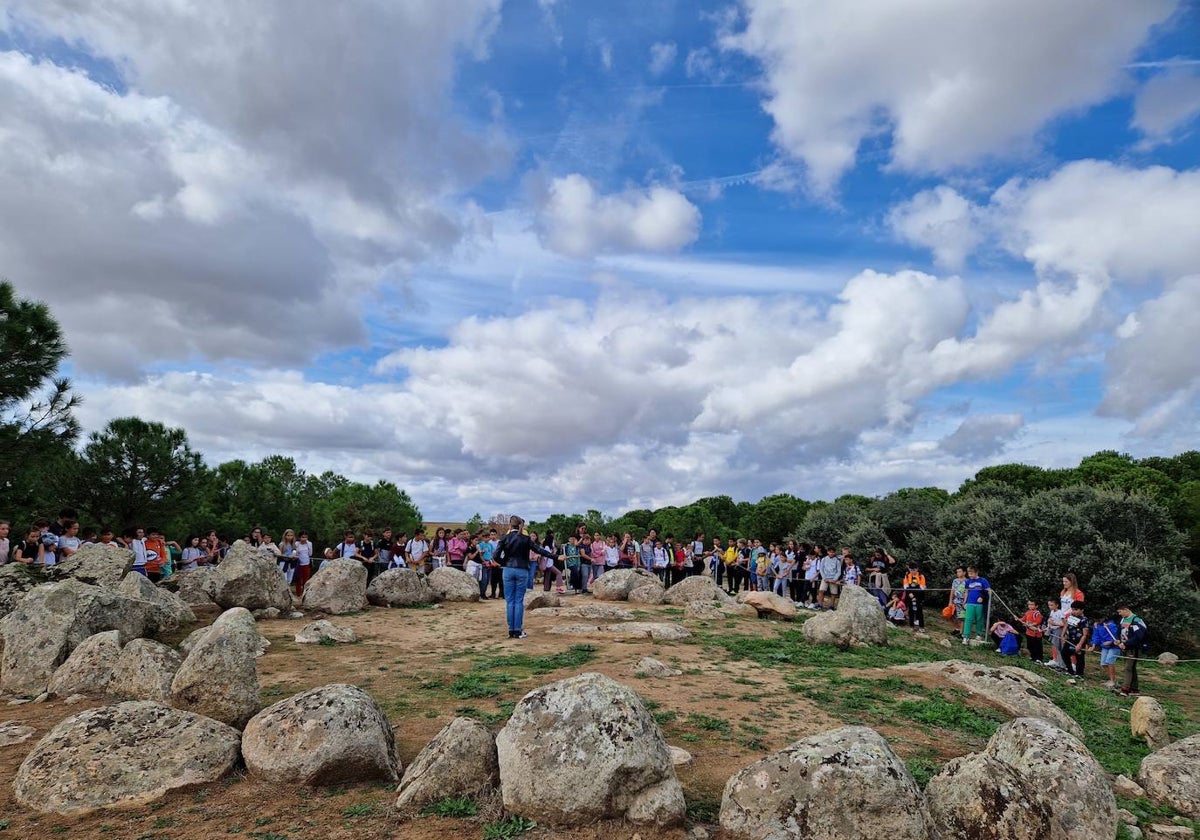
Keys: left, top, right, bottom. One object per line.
{"left": 723, "top": 0, "right": 1178, "bottom": 191}
{"left": 536, "top": 174, "right": 702, "bottom": 258}
{"left": 1133, "top": 67, "right": 1200, "bottom": 141}
{"left": 888, "top": 186, "right": 982, "bottom": 270}
{"left": 1100, "top": 276, "right": 1200, "bottom": 433}
{"left": 938, "top": 414, "right": 1025, "bottom": 458}
{"left": 0, "top": 1, "right": 505, "bottom": 375}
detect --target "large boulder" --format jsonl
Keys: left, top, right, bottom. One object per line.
{"left": 170, "top": 607, "right": 261, "bottom": 728}
{"left": 543, "top": 604, "right": 635, "bottom": 621}
{"left": 895, "top": 661, "right": 1083, "bottom": 738}
{"left": 664, "top": 576, "right": 733, "bottom": 606}
{"left": 294, "top": 620, "right": 358, "bottom": 645}
{"left": 0, "top": 564, "right": 40, "bottom": 619}
{"left": 987, "top": 717, "right": 1117, "bottom": 839}
{"left": 429, "top": 566, "right": 481, "bottom": 602}
{"left": 13, "top": 701, "right": 240, "bottom": 815}
{"left": 242, "top": 684, "right": 399, "bottom": 785}
{"left": 720, "top": 726, "right": 928, "bottom": 840}
{"left": 0, "top": 579, "right": 148, "bottom": 696}
{"left": 108, "top": 639, "right": 182, "bottom": 702}
{"left": 367, "top": 567, "right": 435, "bottom": 607}
{"left": 629, "top": 584, "right": 666, "bottom": 605}
{"left": 496, "top": 672, "right": 685, "bottom": 826}
{"left": 1131, "top": 696, "right": 1171, "bottom": 750}
{"left": 925, "top": 752, "right": 1054, "bottom": 840}
{"left": 593, "top": 568, "right": 666, "bottom": 602}
{"left": 117, "top": 572, "right": 195, "bottom": 635}
{"left": 47, "top": 543, "right": 133, "bottom": 589}
{"left": 160, "top": 567, "right": 220, "bottom": 613}
{"left": 179, "top": 622, "right": 269, "bottom": 658}
{"left": 47, "top": 630, "right": 122, "bottom": 698}
{"left": 395, "top": 716, "right": 499, "bottom": 810}
{"left": 737, "top": 590, "right": 798, "bottom": 620}
{"left": 1139, "top": 734, "right": 1200, "bottom": 819}
{"left": 301, "top": 559, "right": 368, "bottom": 614}
{"left": 800, "top": 583, "right": 889, "bottom": 648}
{"left": 209, "top": 541, "right": 292, "bottom": 612}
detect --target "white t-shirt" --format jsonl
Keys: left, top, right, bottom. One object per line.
{"left": 0, "top": 537, "right": 9, "bottom": 565}
{"left": 296, "top": 542, "right": 313, "bottom": 566}
{"left": 337, "top": 542, "right": 359, "bottom": 559}
{"left": 131, "top": 538, "right": 147, "bottom": 569}
{"left": 181, "top": 546, "right": 205, "bottom": 571}
{"left": 604, "top": 545, "right": 620, "bottom": 567}
{"left": 58, "top": 536, "right": 80, "bottom": 560}
{"left": 406, "top": 539, "right": 428, "bottom": 564}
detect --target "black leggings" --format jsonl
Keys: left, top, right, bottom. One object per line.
{"left": 489, "top": 567, "right": 504, "bottom": 598}
{"left": 906, "top": 590, "right": 925, "bottom": 628}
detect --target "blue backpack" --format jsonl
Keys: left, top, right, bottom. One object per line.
{"left": 999, "top": 633, "right": 1019, "bottom": 656}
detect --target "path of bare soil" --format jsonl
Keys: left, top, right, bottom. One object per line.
{"left": 1, "top": 595, "right": 1196, "bottom": 840}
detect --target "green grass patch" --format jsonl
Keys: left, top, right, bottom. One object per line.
{"left": 476, "top": 644, "right": 598, "bottom": 675}
{"left": 482, "top": 815, "right": 537, "bottom": 839}
{"left": 686, "top": 713, "right": 730, "bottom": 733}
{"left": 340, "top": 802, "right": 373, "bottom": 817}
{"left": 653, "top": 709, "right": 678, "bottom": 726}
{"left": 903, "top": 749, "right": 943, "bottom": 789}
{"left": 448, "top": 672, "right": 513, "bottom": 699}
{"left": 895, "top": 696, "right": 1004, "bottom": 739}
{"left": 685, "top": 796, "right": 720, "bottom": 823}
{"left": 420, "top": 796, "right": 479, "bottom": 818}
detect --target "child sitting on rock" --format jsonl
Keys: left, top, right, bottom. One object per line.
{"left": 886, "top": 591, "right": 908, "bottom": 625}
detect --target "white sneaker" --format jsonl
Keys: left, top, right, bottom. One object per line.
{"left": 961, "top": 638, "right": 969, "bottom": 645}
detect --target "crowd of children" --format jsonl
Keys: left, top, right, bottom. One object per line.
{"left": 0, "top": 513, "right": 1151, "bottom": 696}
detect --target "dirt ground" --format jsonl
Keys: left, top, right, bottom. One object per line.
{"left": 0, "top": 594, "right": 1195, "bottom": 840}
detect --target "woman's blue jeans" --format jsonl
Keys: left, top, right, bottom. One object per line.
{"left": 503, "top": 566, "right": 528, "bottom": 633}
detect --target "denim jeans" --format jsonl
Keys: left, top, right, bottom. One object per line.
{"left": 503, "top": 567, "right": 528, "bottom": 633}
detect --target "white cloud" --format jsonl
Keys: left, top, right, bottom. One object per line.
{"left": 888, "top": 186, "right": 982, "bottom": 270}
{"left": 724, "top": 0, "right": 1178, "bottom": 191}
{"left": 991, "top": 161, "right": 1200, "bottom": 281}
{"left": 1133, "top": 67, "right": 1200, "bottom": 141}
{"left": 1100, "top": 276, "right": 1200, "bottom": 434}
{"left": 648, "top": 41, "right": 677, "bottom": 76}
{"left": 938, "top": 414, "right": 1025, "bottom": 458}
{"left": 536, "top": 174, "right": 702, "bottom": 258}
{"left": 0, "top": 1, "right": 506, "bottom": 376}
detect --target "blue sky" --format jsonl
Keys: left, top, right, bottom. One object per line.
{"left": 1, "top": 0, "right": 1198, "bottom": 519}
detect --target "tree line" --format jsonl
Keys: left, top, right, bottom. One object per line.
{"left": 530, "top": 451, "right": 1200, "bottom": 645}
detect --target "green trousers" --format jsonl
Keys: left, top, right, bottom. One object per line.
{"left": 963, "top": 603, "right": 985, "bottom": 639}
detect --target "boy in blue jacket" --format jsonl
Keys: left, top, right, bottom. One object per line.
{"left": 1091, "top": 613, "right": 1122, "bottom": 689}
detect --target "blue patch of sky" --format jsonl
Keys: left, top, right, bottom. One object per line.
{"left": 0, "top": 19, "right": 126, "bottom": 93}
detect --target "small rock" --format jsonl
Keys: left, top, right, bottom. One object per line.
{"left": 1131, "top": 696, "right": 1171, "bottom": 750}
{"left": 547, "top": 622, "right": 691, "bottom": 641}
{"left": 1126, "top": 827, "right": 1143, "bottom": 840}
{"left": 669, "top": 745, "right": 693, "bottom": 766}
{"left": 633, "top": 657, "right": 681, "bottom": 678}
{"left": 736, "top": 590, "right": 797, "bottom": 620}
{"left": 526, "top": 593, "right": 563, "bottom": 610}
{"left": 287, "top": 611, "right": 304, "bottom": 619}
{"left": 8, "top": 697, "right": 32, "bottom": 705}
{"left": 253, "top": 607, "right": 281, "bottom": 620}
{"left": 688, "top": 828, "right": 711, "bottom": 840}
{"left": 1157, "top": 652, "right": 1179, "bottom": 667}
{"left": 1144, "top": 826, "right": 1191, "bottom": 839}
{"left": 32, "top": 692, "right": 48, "bottom": 703}
{"left": 65, "top": 694, "right": 88, "bottom": 704}
{"left": 939, "top": 638, "right": 953, "bottom": 648}
{"left": 1115, "top": 774, "right": 1147, "bottom": 800}
{"left": 0, "top": 721, "right": 36, "bottom": 746}
{"left": 1118, "top": 807, "right": 1139, "bottom": 825}
{"left": 684, "top": 602, "right": 722, "bottom": 620}
{"left": 628, "top": 584, "right": 666, "bottom": 605}
{"left": 294, "top": 620, "right": 358, "bottom": 645}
